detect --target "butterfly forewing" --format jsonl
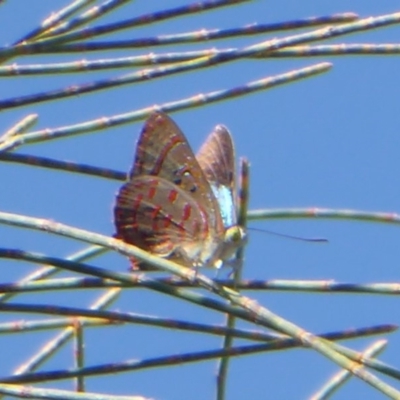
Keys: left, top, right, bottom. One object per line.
{"left": 196, "top": 125, "right": 238, "bottom": 229}
{"left": 129, "top": 112, "right": 223, "bottom": 234}
{"left": 196, "top": 125, "right": 236, "bottom": 189}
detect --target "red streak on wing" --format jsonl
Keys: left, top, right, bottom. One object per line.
{"left": 153, "top": 135, "right": 182, "bottom": 175}
{"left": 173, "top": 203, "right": 192, "bottom": 242}
{"left": 168, "top": 189, "right": 178, "bottom": 203}
{"left": 147, "top": 184, "right": 157, "bottom": 199}
{"left": 164, "top": 214, "right": 172, "bottom": 228}
{"left": 134, "top": 158, "right": 143, "bottom": 172}
{"left": 132, "top": 193, "right": 144, "bottom": 223}
{"left": 151, "top": 205, "right": 162, "bottom": 220}
{"left": 127, "top": 221, "right": 139, "bottom": 230}
{"left": 181, "top": 203, "right": 192, "bottom": 221}
{"left": 134, "top": 114, "right": 181, "bottom": 175}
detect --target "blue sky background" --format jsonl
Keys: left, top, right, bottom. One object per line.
{"left": 1, "top": 1, "right": 400, "bottom": 399}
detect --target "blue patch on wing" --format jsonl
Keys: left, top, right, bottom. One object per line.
{"left": 211, "top": 185, "right": 236, "bottom": 228}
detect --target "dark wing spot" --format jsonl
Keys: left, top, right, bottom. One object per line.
{"left": 173, "top": 177, "right": 182, "bottom": 185}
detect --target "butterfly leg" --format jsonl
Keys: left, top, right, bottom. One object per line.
{"left": 223, "top": 257, "right": 244, "bottom": 278}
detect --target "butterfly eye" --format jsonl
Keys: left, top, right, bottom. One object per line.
{"left": 225, "top": 226, "right": 246, "bottom": 245}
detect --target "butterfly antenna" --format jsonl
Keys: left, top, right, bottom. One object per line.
{"left": 248, "top": 227, "right": 328, "bottom": 243}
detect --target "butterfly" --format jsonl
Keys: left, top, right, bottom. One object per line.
{"left": 113, "top": 111, "right": 246, "bottom": 271}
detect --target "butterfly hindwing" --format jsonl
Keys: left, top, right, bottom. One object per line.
{"left": 115, "top": 175, "right": 216, "bottom": 267}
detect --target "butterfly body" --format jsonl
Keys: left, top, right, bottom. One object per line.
{"left": 114, "top": 112, "right": 245, "bottom": 270}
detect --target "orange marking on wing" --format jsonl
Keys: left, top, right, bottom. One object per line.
{"left": 132, "top": 194, "right": 144, "bottom": 222}
{"left": 154, "top": 134, "right": 181, "bottom": 174}
{"left": 151, "top": 117, "right": 182, "bottom": 174}
{"left": 168, "top": 189, "right": 178, "bottom": 203}
{"left": 151, "top": 205, "right": 162, "bottom": 232}
{"left": 151, "top": 205, "right": 162, "bottom": 220}
{"left": 147, "top": 185, "right": 157, "bottom": 199}
{"left": 182, "top": 203, "right": 192, "bottom": 221}
{"left": 134, "top": 157, "right": 144, "bottom": 172}
{"left": 164, "top": 214, "right": 172, "bottom": 228}
{"left": 197, "top": 207, "right": 209, "bottom": 239}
